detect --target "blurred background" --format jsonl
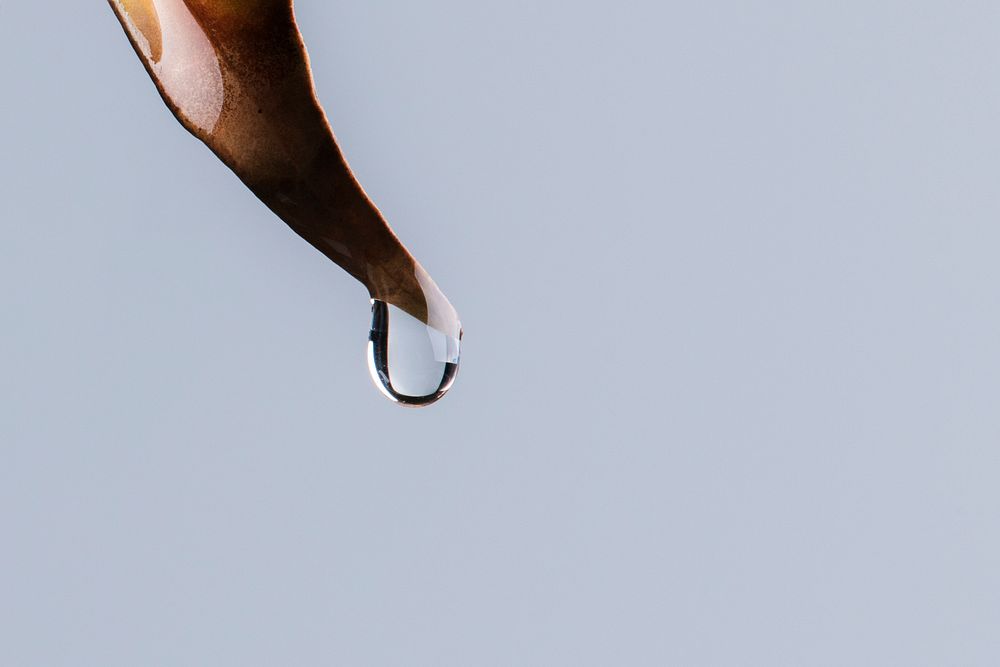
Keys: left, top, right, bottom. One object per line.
{"left": 2, "top": 1, "right": 1000, "bottom": 664}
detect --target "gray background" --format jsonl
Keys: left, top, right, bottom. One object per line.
{"left": 2, "top": 1, "right": 1000, "bottom": 665}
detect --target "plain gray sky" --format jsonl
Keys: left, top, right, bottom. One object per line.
{"left": 3, "top": 1, "right": 1000, "bottom": 665}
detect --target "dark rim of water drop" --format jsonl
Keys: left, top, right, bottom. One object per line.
{"left": 368, "top": 300, "right": 460, "bottom": 407}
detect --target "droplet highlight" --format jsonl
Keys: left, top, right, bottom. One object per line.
{"left": 367, "top": 300, "right": 461, "bottom": 407}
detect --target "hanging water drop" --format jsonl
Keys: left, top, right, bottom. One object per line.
{"left": 367, "top": 300, "right": 461, "bottom": 407}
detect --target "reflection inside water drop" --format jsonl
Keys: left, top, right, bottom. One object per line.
{"left": 367, "top": 301, "right": 461, "bottom": 407}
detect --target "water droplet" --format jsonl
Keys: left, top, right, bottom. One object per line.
{"left": 367, "top": 300, "right": 461, "bottom": 407}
